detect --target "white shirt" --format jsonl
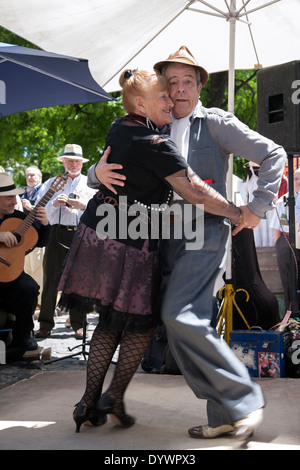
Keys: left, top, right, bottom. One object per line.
{"left": 270, "top": 191, "right": 300, "bottom": 249}
{"left": 170, "top": 111, "right": 193, "bottom": 161}
{"left": 35, "top": 173, "right": 96, "bottom": 226}
{"left": 170, "top": 110, "right": 194, "bottom": 201}
{"left": 269, "top": 193, "right": 290, "bottom": 234}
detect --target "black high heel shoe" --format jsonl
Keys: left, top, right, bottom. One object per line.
{"left": 98, "top": 393, "right": 135, "bottom": 428}
{"left": 73, "top": 402, "right": 107, "bottom": 433}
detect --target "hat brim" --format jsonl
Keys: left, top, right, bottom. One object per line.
{"left": 154, "top": 59, "right": 209, "bottom": 86}
{"left": 0, "top": 187, "right": 25, "bottom": 196}
{"left": 57, "top": 156, "right": 89, "bottom": 163}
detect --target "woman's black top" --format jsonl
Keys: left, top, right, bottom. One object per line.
{"left": 81, "top": 117, "right": 188, "bottom": 249}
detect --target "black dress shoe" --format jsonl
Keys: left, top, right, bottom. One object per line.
{"left": 21, "top": 336, "right": 38, "bottom": 351}
{"left": 73, "top": 402, "right": 107, "bottom": 433}
{"left": 98, "top": 393, "right": 135, "bottom": 428}
{"left": 9, "top": 334, "right": 38, "bottom": 352}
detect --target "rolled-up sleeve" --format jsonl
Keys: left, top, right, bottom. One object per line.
{"left": 87, "top": 163, "right": 101, "bottom": 189}
{"left": 207, "top": 110, "right": 287, "bottom": 218}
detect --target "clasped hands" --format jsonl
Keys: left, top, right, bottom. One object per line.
{"left": 53, "top": 194, "right": 85, "bottom": 211}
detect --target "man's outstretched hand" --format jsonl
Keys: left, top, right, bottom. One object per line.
{"left": 95, "top": 146, "right": 126, "bottom": 194}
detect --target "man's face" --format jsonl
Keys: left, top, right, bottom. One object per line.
{"left": 164, "top": 63, "right": 202, "bottom": 119}
{"left": 26, "top": 170, "right": 41, "bottom": 188}
{"left": 63, "top": 158, "right": 83, "bottom": 179}
{"left": 294, "top": 170, "right": 300, "bottom": 194}
{"left": 0, "top": 195, "right": 17, "bottom": 218}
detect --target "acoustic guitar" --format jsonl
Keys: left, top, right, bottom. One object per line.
{"left": 0, "top": 172, "right": 69, "bottom": 283}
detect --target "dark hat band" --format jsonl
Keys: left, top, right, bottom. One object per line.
{"left": 63, "top": 152, "right": 83, "bottom": 157}
{"left": 0, "top": 184, "right": 16, "bottom": 192}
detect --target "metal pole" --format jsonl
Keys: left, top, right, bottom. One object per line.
{"left": 225, "top": 0, "right": 236, "bottom": 280}
{"left": 287, "top": 154, "right": 299, "bottom": 316}
{"left": 228, "top": 0, "right": 236, "bottom": 116}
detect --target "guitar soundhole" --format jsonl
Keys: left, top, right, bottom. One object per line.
{"left": 12, "top": 232, "right": 22, "bottom": 244}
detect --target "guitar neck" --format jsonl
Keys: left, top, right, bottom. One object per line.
{"left": 15, "top": 186, "right": 56, "bottom": 238}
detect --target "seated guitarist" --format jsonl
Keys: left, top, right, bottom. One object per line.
{"left": 0, "top": 172, "right": 50, "bottom": 356}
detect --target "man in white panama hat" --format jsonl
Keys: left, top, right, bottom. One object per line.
{"left": 34, "top": 144, "right": 96, "bottom": 339}
{"left": 0, "top": 172, "right": 50, "bottom": 357}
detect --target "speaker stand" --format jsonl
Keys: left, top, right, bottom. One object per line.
{"left": 287, "top": 153, "right": 300, "bottom": 317}
{"left": 44, "top": 316, "right": 90, "bottom": 364}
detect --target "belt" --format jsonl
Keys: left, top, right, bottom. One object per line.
{"left": 54, "top": 224, "right": 78, "bottom": 231}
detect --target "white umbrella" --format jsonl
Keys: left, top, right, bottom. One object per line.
{"left": 0, "top": 0, "right": 299, "bottom": 93}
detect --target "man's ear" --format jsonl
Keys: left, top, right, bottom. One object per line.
{"left": 134, "top": 95, "right": 146, "bottom": 114}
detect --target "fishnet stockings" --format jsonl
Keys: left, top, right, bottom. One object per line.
{"left": 81, "top": 324, "right": 154, "bottom": 413}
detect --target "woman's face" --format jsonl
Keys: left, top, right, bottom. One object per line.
{"left": 142, "top": 84, "right": 174, "bottom": 127}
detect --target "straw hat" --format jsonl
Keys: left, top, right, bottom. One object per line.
{"left": 154, "top": 45, "right": 209, "bottom": 86}
{"left": 0, "top": 172, "right": 25, "bottom": 196}
{"left": 57, "top": 144, "right": 89, "bottom": 163}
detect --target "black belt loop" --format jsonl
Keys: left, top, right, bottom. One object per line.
{"left": 53, "top": 224, "right": 77, "bottom": 231}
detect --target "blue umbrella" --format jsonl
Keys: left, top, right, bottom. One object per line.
{"left": 0, "top": 42, "right": 114, "bottom": 117}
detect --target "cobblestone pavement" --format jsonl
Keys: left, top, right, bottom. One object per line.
{"left": 0, "top": 311, "right": 120, "bottom": 390}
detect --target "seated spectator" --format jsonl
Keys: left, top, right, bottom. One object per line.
{"left": 21, "top": 166, "right": 44, "bottom": 306}
{"left": 0, "top": 172, "right": 50, "bottom": 356}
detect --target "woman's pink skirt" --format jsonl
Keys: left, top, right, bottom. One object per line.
{"left": 58, "top": 223, "right": 160, "bottom": 332}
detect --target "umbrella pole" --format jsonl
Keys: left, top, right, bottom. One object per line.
{"left": 217, "top": 1, "right": 243, "bottom": 343}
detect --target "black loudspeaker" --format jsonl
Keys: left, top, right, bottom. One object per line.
{"left": 257, "top": 61, "right": 300, "bottom": 154}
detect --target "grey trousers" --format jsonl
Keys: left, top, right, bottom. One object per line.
{"left": 160, "top": 216, "right": 265, "bottom": 427}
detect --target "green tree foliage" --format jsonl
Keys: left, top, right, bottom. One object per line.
{"left": 201, "top": 69, "right": 258, "bottom": 180}
{"left": 0, "top": 100, "right": 124, "bottom": 184}
{"left": 0, "top": 27, "right": 124, "bottom": 184}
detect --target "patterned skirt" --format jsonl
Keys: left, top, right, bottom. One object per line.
{"left": 57, "top": 223, "right": 161, "bottom": 332}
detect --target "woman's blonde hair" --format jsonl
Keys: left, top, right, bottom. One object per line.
{"left": 119, "top": 69, "right": 169, "bottom": 114}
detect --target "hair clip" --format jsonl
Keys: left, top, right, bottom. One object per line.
{"left": 124, "top": 70, "right": 133, "bottom": 79}
{"left": 124, "top": 69, "right": 138, "bottom": 80}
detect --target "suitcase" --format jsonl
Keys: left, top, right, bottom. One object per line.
{"left": 141, "top": 323, "right": 181, "bottom": 375}
{"left": 230, "top": 328, "right": 286, "bottom": 378}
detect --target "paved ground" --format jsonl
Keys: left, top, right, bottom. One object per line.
{"left": 0, "top": 311, "right": 101, "bottom": 389}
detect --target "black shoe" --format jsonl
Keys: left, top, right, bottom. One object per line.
{"left": 73, "top": 402, "right": 107, "bottom": 433}
{"left": 21, "top": 335, "right": 38, "bottom": 351}
{"left": 9, "top": 334, "right": 38, "bottom": 352}
{"left": 98, "top": 393, "right": 135, "bottom": 428}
